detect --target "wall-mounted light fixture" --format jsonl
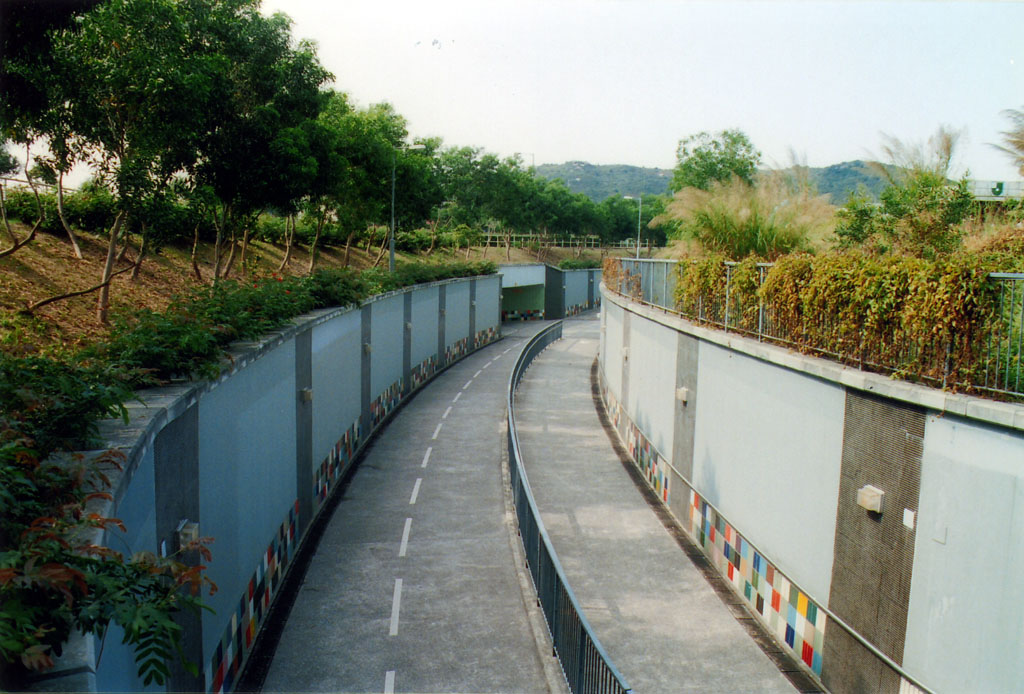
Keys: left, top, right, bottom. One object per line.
{"left": 177, "top": 519, "right": 199, "bottom": 550}
{"left": 856, "top": 485, "right": 884, "bottom": 513}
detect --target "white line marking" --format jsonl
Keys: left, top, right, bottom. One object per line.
{"left": 481, "top": 361, "right": 490, "bottom": 369}
{"left": 503, "top": 348, "right": 512, "bottom": 354}
{"left": 389, "top": 579, "right": 403, "bottom": 636}
{"left": 431, "top": 422, "right": 443, "bottom": 439}
{"left": 463, "top": 380, "right": 472, "bottom": 390}
{"left": 452, "top": 392, "right": 462, "bottom": 403}
{"left": 384, "top": 671, "right": 395, "bottom": 694}
{"left": 409, "top": 478, "right": 422, "bottom": 505}
{"left": 399, "top": 518, "right": 412, "bottom": 557}
{"left": 421, "top": 446, "right": 432, "bottom": 468}
{"left": 442, "top": 405, "right": 452, "bottom": 419}
{"left": 474, "top": 369, "right": 482, "bottom": 378}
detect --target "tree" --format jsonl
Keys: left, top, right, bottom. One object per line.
{"left": 51, "top": 0, "right": 246, "bottom": 320}
{"left": 835, "top": 127, "right": 974, "bottom": 257}
{"left": 189, "top": 7, "right": 332, "bottom": 279}
{"left": 994, "top": 106, "right": 1024, "bottom": 177}
{"left": 670, "top": 129, "right": 761, "bottom": 192}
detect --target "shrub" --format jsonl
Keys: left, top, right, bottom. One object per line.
{"left": 558, "top": 258, "right": 601, "bottom": 270}
{"left": 659, "top": 174, "right": 834, "bottom": 260}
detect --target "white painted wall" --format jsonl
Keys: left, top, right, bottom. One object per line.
{"left": 904, "top": 415, "right": 1024, "bottom": 693}
{"left": 626, "top": 314, "right": 677, "bottom": 458}
{"left": 692, "top": 341, "right": 845, "bottom": 603}
{"left": 602, "top": 300, "right": 623, "bottom": 396}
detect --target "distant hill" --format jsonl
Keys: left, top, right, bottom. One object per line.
{"left": 808, "top": 160, "right": 889, "bottom": 204}
{"left": 536, "top": 159, "right": 889, "bottom": 205}
{"left": 535, "top": 162, "right": 673, "bottom": 202}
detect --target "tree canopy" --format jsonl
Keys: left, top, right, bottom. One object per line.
{"left": 670, "top": 129, "right": 761, "bottom": 192}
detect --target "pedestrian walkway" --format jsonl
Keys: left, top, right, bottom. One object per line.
{"left": 513, "top": 314, "right": 798, "bottom": 693}
{"left": 260, "top": 323, "right": 563, "bottom": 694}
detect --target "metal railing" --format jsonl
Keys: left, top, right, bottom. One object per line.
{"left": 507, "top": 322, "right": 632, "bottom": 694}
{"left": 615, "top": 258, "right": 1024, "bottom": 399}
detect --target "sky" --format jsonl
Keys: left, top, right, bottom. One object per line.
{"left": 261, "top": 0, "right": 1024, "bottom": 181}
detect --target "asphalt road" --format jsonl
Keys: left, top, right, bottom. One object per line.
{"left": 262, "top": 322, "right": 563, "bottom": 694}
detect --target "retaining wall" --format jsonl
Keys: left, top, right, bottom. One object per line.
{"left": 498, "top": 264, "right": 601, "bottom": 320}
{"left": 35, "top": 275, "right": 502, "bottom": 694}
{"left": 599, "top": 285, "right": 1024, "bottom": 694}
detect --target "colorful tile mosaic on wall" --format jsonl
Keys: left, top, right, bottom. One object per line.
{"left": 624, "top": 419, "right": 670, "bottom": 504}
{"left": 598, "top": 366, "right": 826, "bottom": 681}
{"left": 687, "top": 491, "right": 826, "bottom": 677}
{"left": 206, "top": 502, "right": 298, "bottom": 694}
{"left": 313, "top": 419, "right": 361, "bottom": 514}
{"left": 474, "top": 325, "right": 499, "bottom": 349}
{"left": 502, "top": 309, "right": 544, "bottom": 321}
{"left": 370, "top": 379, "right": 403, "bottom": 428}
{"left": 410, "top": 355, "right": 437, "bottom": 390}
{"left": 445, "top": 337, "right": 468, "bottom": 363}
{"left": 601, "top": 377, "right": 622, "bottom": 431}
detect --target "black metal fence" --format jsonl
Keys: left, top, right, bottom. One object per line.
{"left": 507, "top": 322, "right": 632, "bottom": 694}
{"left": 616, "top": 258, "right": 1024, "bottom": 399}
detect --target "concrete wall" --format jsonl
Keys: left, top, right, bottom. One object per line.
{"left": 499, "top": 264, "right": 602, "bottom": 321}
{"left": 41, "top": 274, "right": 501, "bottom": 694}
{"left": 499, "top": 263, "right": 546, "bottom": 288}
{"left": 598, "top": 285, "right": 1024, "bottom": 693}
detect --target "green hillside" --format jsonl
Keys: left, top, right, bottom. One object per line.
{"left": 808, "top": 160, "right": 890, "bottom": 204}
{"left": 535, "top": 161, "right": 673, "bottom": 201}
{"left": 536, "top": 159, "right": 890, "bottom": 206}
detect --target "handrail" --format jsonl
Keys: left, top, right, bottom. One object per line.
{"left": 507, "top": 322, "right": 632, "bottom": 694}
{"left": 617, "top": 257, "right": 1024, "bottom": 399}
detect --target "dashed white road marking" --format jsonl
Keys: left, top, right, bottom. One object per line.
{"left": 389, "top": 579, "right": 403, "bottom": 636}
{"left": 463, "top": 380, "right": 472, "bottom": 390}
{"left": 481, "top": 361, "right": 490, "bottom": 369}
{"left": 474, "top": 369, "right": 482, "bottom": 378}
{"left": 442, "top": 405, "right": 452, "bottom": 419}
{"left": 384, "top": 671, "right": 395, "bottom": 693}
{"left": 432, "top": 422, "right": 443, "bottom": 439}
{"left": 409, "top": 478, "right": 422, "bottom": 505}
{"left": 399, "top": 518, "right": 412, "bottom": 557}
{"left": 421, "top": 446, "right": 432, "bottom": 468}
{"left": 452, "top": 391, "right": 461, "bottom": 403}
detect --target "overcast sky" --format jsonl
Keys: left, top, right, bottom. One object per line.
{"left": 262, "top": 0, "right": 1024, "bottom": 181}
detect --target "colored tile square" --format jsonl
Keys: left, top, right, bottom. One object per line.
{"left": 802, "top": 641, "right": 814, "bottom": 667}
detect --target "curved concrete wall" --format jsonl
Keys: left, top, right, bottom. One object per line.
{"left": 599, "top": 284, "right": 1024, "bottom": 694}
{"left": 41, "top": 275, "right": 501, "bottom": 694}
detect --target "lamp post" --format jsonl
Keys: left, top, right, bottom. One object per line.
{"left": 390, "top": 143, "right": 426, "bottom": 272}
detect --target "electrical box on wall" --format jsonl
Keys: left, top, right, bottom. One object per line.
{"left": 856, "top": 485, "right": 885, "bottom": 513}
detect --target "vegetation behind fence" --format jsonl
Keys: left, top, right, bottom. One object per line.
{"left": 606, "top": 255, "right": 1024, "bottom": 399}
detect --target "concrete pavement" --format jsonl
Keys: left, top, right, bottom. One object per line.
{"left": 513, "top": 314, "right": 801, "bottom": 693}
{"left": 256, "top": 312, "right": 814, "bottom": 693}
{"left": 260, "top": 323, "right": 564, "bottom": 694}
